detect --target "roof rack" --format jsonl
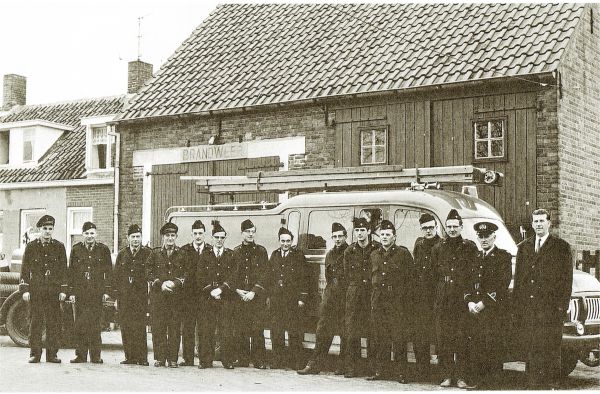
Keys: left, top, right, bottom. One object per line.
{"left": 183, "top": 165, "right": 503, "bottom": 195}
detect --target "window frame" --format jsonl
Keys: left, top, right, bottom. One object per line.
{"left": 472, "top": 117, "right": 508, "bottom": 163}
{"left": 359, "top": 126, "right": 388, "bottom": 166}
{"left": 66, "top": 207, "right": 93, "bottom": 253}
{"left": 20, "top": 208, "right": 46, "bottom": 247}
{"left": 22, "top": 128, "right": 34, "bottom": 162}
{"left": 82, "top": 115, "right": 116, "bottom": 173}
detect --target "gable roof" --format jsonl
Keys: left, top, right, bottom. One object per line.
{"left": 0, "top": 96, "right": 125, "bottom": 183}
{"left": 117, "top": 3, "right": 584, "bottom": 121}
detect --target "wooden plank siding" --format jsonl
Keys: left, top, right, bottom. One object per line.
{"left": 334, "top": 91, "right": 537, "bottom": 236}
{"left": 150, "top": 156, "right": 281, "bottom": 246}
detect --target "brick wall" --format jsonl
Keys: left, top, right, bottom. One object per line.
{"left": 66, "top": 185, "right": 114, "bottom": 250}
{"left": 117, "top": 105, "right": 332, "bottom": 248}
{"left": 556, "top": 4, "right": 600, "bottom": 256}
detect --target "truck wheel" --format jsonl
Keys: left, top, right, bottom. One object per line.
{"left": 561, "top": 351, "right": 579, "bottom": 377}
{"left": 5, "top": 298, "right": 37, "bottom": 347}
{"left": 580, "top": 350, "right": 600, "bottom": 368}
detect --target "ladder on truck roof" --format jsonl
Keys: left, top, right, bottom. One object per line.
{"left": 184, "top": 165, "right": 503, "bottom": 195}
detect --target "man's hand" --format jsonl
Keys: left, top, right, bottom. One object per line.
{"left": 102, "top": 294, "right": 110, "bottom": 302}
{"left": 236, "top": 289, "right": 248, "bottom": 299}
{"left": 69, "top": 295, "right": 76, "bottom": 303}
{"left": 161, "top": 281, "right": 175, "bottom": 292}
{"left": 210, "top": 288, "right": 222, "bottom": 299}
{"left": 468, "top": 301, "right": 478, "bottom": 314}
{"left": 59, "top": 293, "right": 67, "bottom": 302}
{"left": 242, "top": 291, "right": 255, "bottom": 302}
{"left": 115, "top": 299, "right": 119, "bottom": 311}
{"left": 22, "top": 292, "right": 30, "bottom": 302}
{"left": 475, "top": 301, "right": 485, "bottom": 312}
{"left": 298, "top": 301, "right": 305, "bottom": 307}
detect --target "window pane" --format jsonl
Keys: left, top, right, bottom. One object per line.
{"left": 362, "top": 147, "right": 373, "bottom": 164}
{"left": 71, "top": 210, "right": 92, "bottom": 233}
{"left": 361, "top": 130, "right": 372, "bottom": 145}
{"left": 491, "top": 140, "right": 504, "bottom": 157}
{"left": 374, "top": 130, "right": 386, "bottom": 145}
{"left": 97, "top": 144, "right": 107, "bottom": 169}
{"left": 23, "top": 140, "right": 33, "bottom": 161}
{"left": 394, "top": 209, "right": 429, "bottom": 251}
{"left": 491, "top": 120, "right": 504, "bottom": 138}
{"left": 475, "top": 122, "right": 488, "bottom": 139}
{"left": 21, "top": 210, "right": 46, "bottom": 245}
{"left": 307, "top": 209, "right": 353, "bottom": 250}
{"left": 0, "top": 131, "right": 9, "bottom": 164}
{"left": 92, "top": 126, "right": 107, "bottom": 144}
{"left": 476, "top": 141, "right": 489, "bottom": 158}
{"left": 374, "top": 146, "right": 386, "bottom": 163}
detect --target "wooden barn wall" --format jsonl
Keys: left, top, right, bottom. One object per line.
{"left": 334, "top": 91, "right": 538, "bottom": 235}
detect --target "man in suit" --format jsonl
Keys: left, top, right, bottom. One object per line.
{"left": 19, "top": 215, "right": 67, "bottom": 364}
{"left": 68, "top": 221, "right": 112, "bottom": 364}
{"left": 113, "top": 224, "right": 152, "bottom": 366}
{"left": 513, "top": 209, "right": 572, "bottom": 389}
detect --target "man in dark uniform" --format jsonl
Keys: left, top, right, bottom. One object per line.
{"left": 19, "top": 215, "right": 67, "bottom": 363}
{"left": 195, "top": 222, "right": 237, "bottom": 369}
{"left": 146, "top": 222, "right": 187, "bottom": 368}
{"left": 513, "top": 209, "right": 572, "bottom": 389}
{"left": 410, "top": 213, "right": 440, "bottom": 379}
{"left": 431, "top": 209, "right": 478, "bottom": 389}
{"left": 368, "top": 220, "right": 413, "bottom": 383}
{"left": 266, "top": 227, "right": 309, "bottom": 370}
{"left": 113, "top": 224, "right": 152, "bottom": 366}
{"left": 180, "top": 220, "right": 212, "bottom": 366}
{"left": 229, "top": 219, "right": 269, "bottom": 369}
{"left": 464, "top": 221, "right": 512, "bottom": 389}
{"left": 68, "top": 221, "right": 112, "bottom": 364}
{"left": 343, "top": 217, "right": 379, "bottom": 378}
{"left": 298, "top": 222, "right": 348, "bottom": 375}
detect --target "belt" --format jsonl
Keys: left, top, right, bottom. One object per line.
{"left": 379, "top": 284, "right": 394, "bottom": 292}
{"left": 444, "top": 276, "right": 454, "bottom": 283}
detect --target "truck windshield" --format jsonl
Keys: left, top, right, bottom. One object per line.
{"left": 460, "top": 218, "right": 517, "bottom": 256}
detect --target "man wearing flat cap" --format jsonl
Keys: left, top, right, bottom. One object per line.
{"left": 298, "top": 222, "right": 349, "bottom": 375}
{"left": 343, "top": 216, "right": 380, "bottom": 378}
{"left": 266, "top": 227, "right": 309, "bottom": 370}
{"left": 180, "top": 220, "right": 212, "bottom": 367}
{"left": 146, "top": 222, "right": 187, "bottom": 368}
{"left": 228, "top": 219, "right": 269, "bottom": 369}
{"left": 410, "top": 213, "right": 441, "bottom": 379}
{"left": 20, "top": 214, "right": 67, "bottom": 363}
{"left": 68, "top": 221, "right": 112, "bottom": 364}
{"left": 368, "top": 220, "right": 413, "bottom": 383}
{"left": 113, "top": 224, "right": 152, "bottom": 365}
{"left": 463, "top": 221, "right": 512, "bottom": 389}
{"left": 197, "top": 222, "right": 237, "bottom": 369}
{"left": 431, "top": 209, "right": 478, "bottom": 389}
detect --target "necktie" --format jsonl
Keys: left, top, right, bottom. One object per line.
{"left": 535, "top": 238, "right": 541, "bottom": 253}
{"left": 216, "top": 249, "right": 221, "bottom": 258}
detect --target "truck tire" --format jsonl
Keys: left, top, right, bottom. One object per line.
{"left": 0, "top": 284, "right": 19, "bottom": 296}
{"left": 5, "top": 298, "right": 37, "bottom": 347}
{"left": 0, "top": 272, "right": 20, "bottom": 284}
{"left": 561, "top": 351, "right": 579, "bottom": 377}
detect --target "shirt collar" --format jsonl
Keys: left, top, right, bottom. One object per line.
{"left": 536, "top": 233, "right": 550, "bottom": 247}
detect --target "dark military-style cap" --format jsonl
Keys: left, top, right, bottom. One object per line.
{"left": 192, "top": 220, "right": 205, "bottom": 231}
{"left": 419, "top": 213, "right": 436, "bottom": 225}
{"left": 128, "top": 224, "right": 142, "bottom": 236}
{"left": 331, "top": 222, "right": 346, "bottom": 234}
{"left": 379, "top": 219, "right": 395, "bottom": 232}
{"left": 212, "top": 223, "right": 226, "bottom": 235}
{"left": 82, "top": 221, "right": 96, "bottom": 232}
{"left": 241, "top": 219, "right": 255, "bottom": 232}
{"left": 36, "top": 215, "right": 55, "bottom": 228}
{"left": 474, "top": 221, "right": 498, "bottom": 237}
{"left": 352, "top": 217, "right": 369, "bottom": 229}
{"left": 446, "top": 209, "right": 462, "bottom": 222}
{"left": 160, "top": 222, "right": 178, "bottom": 235}
{"left": 278, "top": 227, "right": 293, "bottom": 238}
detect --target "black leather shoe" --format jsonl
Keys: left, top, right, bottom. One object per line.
{"left": 397, "top": 374, "right": 408, "bottom": 384}
{"left": 137, "top": 360, "right": 150, "bottom": 366}
{"left": 344, "top": 370, "right": 356, "bottom": 378}
{"left": 46, "top": 357, "right": 62, "bottom": 364}
{"left": 154, "top": 360, "right": 166, "bottom": 367}
{"left": 120, "top": 359, "right": 136, "bottom": 365}
{"left": 234, "top": 360, "right": 249, "bottom": 367}
{"left": 91, "top": 358, "right": 103, "bottom": 364}
{"left": 198, "top": 363, "right": 212, "bottom": 369}
{"left": 297, "top": 364, "right": 320, "bottom": 375}
{"left": 168, "top": 361, "right": 178, "bottom": 368}
{"left": 179, "top": 360, "right": 194, "bottom": 367}
{"left": 333, "top": 368, "right": 345, "bottom": 375}
{"left": 367, "top": 372, "right": 385, "bottom": 381}
{"left": 253, "top": 362, "right": 267, "bottom": 369}
{"left": 28, "top": 356, "right": 41, "bottom": 363}
{"left": 222, "top": 363, "right": 234, "bottom": 369}
{"left": 70, "top": 357, "right": 87, "bottom": 363}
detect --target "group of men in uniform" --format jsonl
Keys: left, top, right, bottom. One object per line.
{"left": 19, "top": 207, "right": 572, "bottom": 390}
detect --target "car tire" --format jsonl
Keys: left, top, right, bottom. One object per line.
{"left": 5, "top": 298, "right": 41, "bottom": 348}
{"left": 580, "top": 350, "right": 600, "bottom": 368}
{"left": 560, "top": 351, "right": 579, "bottom": 377}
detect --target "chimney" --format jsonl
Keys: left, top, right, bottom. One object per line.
{"left": 127, "top": 60, "right": 153, "bottom": 94}
{"left": 3, "top": 74, "right": 27, "bottom": 110}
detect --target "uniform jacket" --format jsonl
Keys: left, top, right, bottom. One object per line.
{"left": 146, "top": 246, "right": 187, "bottom": 296}
{"left": 68, "top": 241, "right": 112, "bottom": 298}
{"left": 196, "top": 246, "right": 236, "bottom": 300}
{"left": 266, "top": 247, "right": 309, "bottom": 304}
{"left": 411, "top": 235, "right": 441, "bottom": 306}
{"left": 513, "top": 234, "right": 572, "bottom": 322}
{"left": 325, "top": 243, "right": 348, "bottom": 291}
{"left": 19, "top": 238, "right": 68, "bottom": 294}
{"left": 181, "top": 242, "right": 213, "bottom": 297}
{"left": 228, "top": 242, "right": 269, "bottom": 293}
{"left": 464, "top": 246, "right": 512, "bottom": 312}
{"left": 344, "top": 240, "right": 380, "bottom": 287}
{"left": 113, "top": 245, "right": 152, "bottom": 299}
{"left": 431, "top": 236, "right": 478, "bottom": 313}
{"left": 370, "top": 244, "right": 413, "bottom": 303}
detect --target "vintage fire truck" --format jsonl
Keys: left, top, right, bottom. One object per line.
{"left": 0, "top": 165, "right": 598, "bottom": 376}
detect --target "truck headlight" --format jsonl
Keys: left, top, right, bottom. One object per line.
{"left": 575, "top": 322, "right": 585, "bottom": 335}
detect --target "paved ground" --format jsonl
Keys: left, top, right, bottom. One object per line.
{"left": 0, "top": 331, "right": 598, "bottom": 391}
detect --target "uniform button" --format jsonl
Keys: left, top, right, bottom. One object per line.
{"left": 478, "top": 274, "right": 482, "bottom": 277}
{"left": 531, "top": 280, "right": 534, "bottom": 283}
{"left": 422, "top": 266, "right": 425, "bottom": 269}
{"left": 450, "top": 280, "right": 454, "bottom": 283}
{"left": 480, "top": 266, "right": 483, "bottom": 269}
{"left": 451, "top": 268, "right": 454, "bottom": 271}
{"left": 382, "top": 272, "right": 386, "bottom": 276}
{"left": 530, "top": 295, "right": 534, "bottom": 299}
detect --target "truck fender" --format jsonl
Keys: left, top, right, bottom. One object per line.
{"left": 0, "top": 290, "right": 22, "bottom": 326}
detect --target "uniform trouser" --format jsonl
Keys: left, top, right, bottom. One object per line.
{"left": 436, "top": 310, "right": 467, "bottom": 380}
{"left": 29, "top": 290, "right": 62, "bottom": 359}
{"left": 345, "top": 284, "right": 372, "bottom": 371}
{"left": 411, "top": 305, "right": 434, "bottom": 371}
{"left": 270, "top": 296, "right": 304, "bottom": 367}
{"left": 74, "top": 297, "right": 103, "bottom": 360}
{"left": 119, "top": 296, "right": 148, "bottom": 362}
{"left": 181, "top": 293, "right": 199, "bottom": 363}
{"left": 521, "top": 314, "right": 563, "bottom": 386}
{"left": 198, "top": 298, "right": 235, "bottom": 366}
{"left": 371, "top": 291, "right": 407, "bottom": 376}
{"left": 465, "top": 311, "right": 503, "bottom": 382}
{"left": 311, "top": 286, "right": 345, "bottom": 369}
{"left": 151, "top": 294, "right": 183, "bottom": 362}
{"left": 234, "top": 296, "right": 266, "bottom": 364}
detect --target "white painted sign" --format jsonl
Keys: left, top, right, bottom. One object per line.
{"left": 181, "top": 142, "right": 248, "bottom": 163}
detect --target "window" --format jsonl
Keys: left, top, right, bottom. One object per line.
{"left": 0, "top": 131, "right": 9, "bottom": 165}
{"left": 393, "top": 208, "right": 438, "bottom": 251}
{"left": 0, "top": 210, "right": 4, "bottom": 255}
{"left": 67, "top": 207, "right": 93, "bottom": 252}
{"left": 23, "top": 128, "right": 33, "bottom": 162}
{"left": 286, "top": 211, "right": 301, "bottom": 246}
{"left": 473, "top": 118, "right": 507, "bottom": 162}
{"left": 306, "top": 209, "right": 353, "bottom": 250}
{"left": 90, "top": 126, "right": 109, "bottom": 169}
{"left": 358, "top": 207, "right": 383, "bottom": 243}
{"left": 20, "top": 209, "right": 46, "bottom": 247}
{"left": 360, "top": 127, "right": 387, "bottom": 165}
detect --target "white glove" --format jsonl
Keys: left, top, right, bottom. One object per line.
{"left": 69, "top": 295, "right": 76, "bottom": 303}
{"left": 242, "top": 291, "right": 255, "bottom": 302}
{"left": 210, "top": 288, "right": 222, "bottom": 299}
{"left": 468, "top": 301, "right": 478, "bottom": 314}
{"left": 475, "top": 301, "right": 485, "bottom": 312}
{"left": 161, "top": 281, "right": 174, "bottom": 292}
